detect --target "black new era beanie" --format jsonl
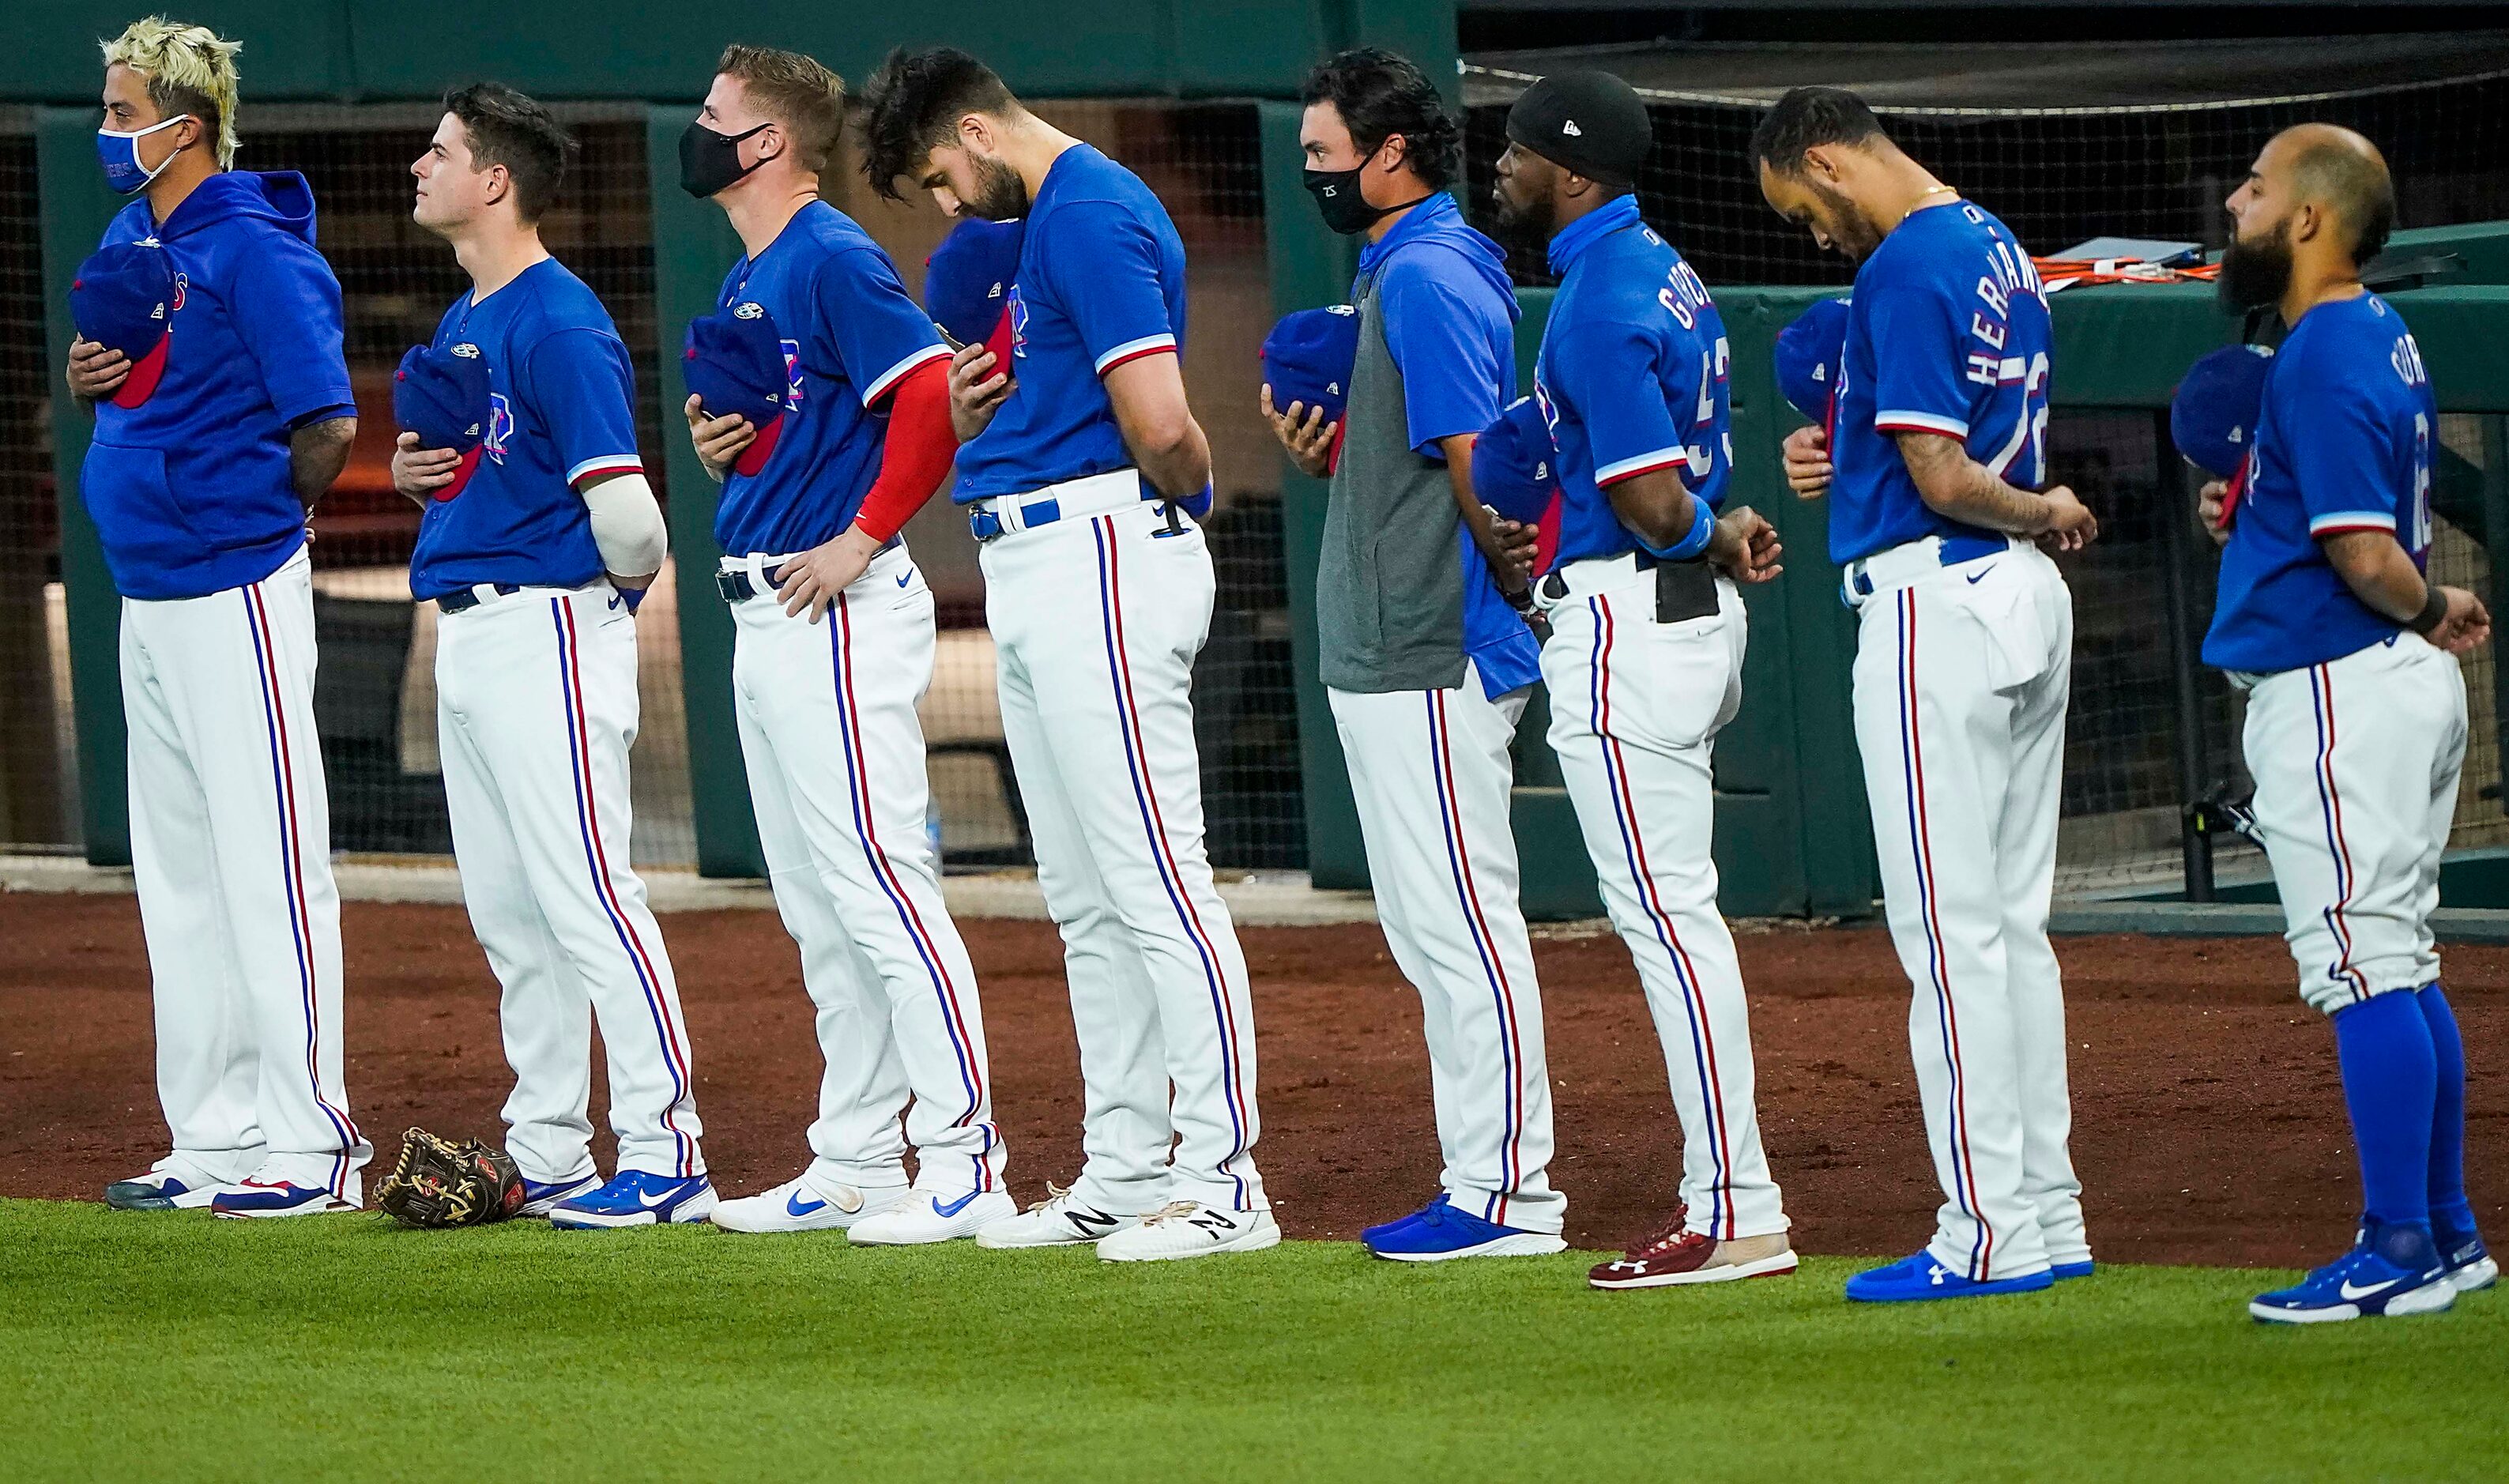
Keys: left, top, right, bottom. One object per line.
{"left": 1505, "top": 70, "right": 1653, "bottom": 183}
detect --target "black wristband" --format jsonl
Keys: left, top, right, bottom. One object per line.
{"left": 2409, "top": 586, "right": 2449, "bottom": 636}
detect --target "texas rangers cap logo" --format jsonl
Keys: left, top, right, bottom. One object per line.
{"left": 779, "top": 337, "right": 804, "bottom": 409}
{"left": 1007, "top": 284, "right": 1030, "bottom": 360}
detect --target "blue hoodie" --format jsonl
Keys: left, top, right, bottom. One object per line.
{"left": 82, "top": 171, "right": 354, "bottom": 601}
{"left": 1351, "top": 191, "right": 1539, "bottom": 698}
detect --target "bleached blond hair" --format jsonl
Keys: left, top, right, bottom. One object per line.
{"left": 100, "top": 17, "right": 243, "bottom": 168}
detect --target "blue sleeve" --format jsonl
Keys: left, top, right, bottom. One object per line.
{"left": 816, "top": 247, "right": 949, "bottom": 405}
{"left": 1379, "top": 255, "right": 1511, "bottom": 456}
{"left": 229, "top": 232, "right": 354, "bottom": 427}
{"left": 1551, "top": 315, "right": 1694, "bottom": 486}
{"left": 1865, "top": 268, "right": 1973, "bottom": 439}
{"left": 2281, "top": 343, "right": 2409, "bottom": 539}
{"left": 1044, "top": 200, "right": 1177, "bottom": 375}
{"left": 522, "top": 327, "right": 644, "bottom": 487}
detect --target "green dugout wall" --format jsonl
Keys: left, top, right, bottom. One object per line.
{"left": 18, "top": 2, "right": 2509, "bottom": 920}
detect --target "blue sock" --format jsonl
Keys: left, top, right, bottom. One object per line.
{"left": 2330, "top": 990, "right": 2436, "bottom": 1234}
{"left": 2418, "top": 984, "right": 2477, "bottom": 1238}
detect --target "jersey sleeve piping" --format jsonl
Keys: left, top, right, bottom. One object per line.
{"left": 1094, "top": 333, "right": 1177, "bottom": 375}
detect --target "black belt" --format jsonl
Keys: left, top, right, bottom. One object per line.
{"left": 1538, "top": 550, "right": 1716, "bottom": 624}
{"left": 435, "top": 582, "right": 523, "bottom": 615}
{"left": 715, "top": 538, "right": 906, "bottom": 603}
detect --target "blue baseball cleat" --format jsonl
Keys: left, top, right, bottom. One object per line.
{"left": 2052, "top": 1260, "right": 2096, "bottom": 1281}
{"left": 1361, "top": 1192, "right": 1449, "bottom": 1248}
{"left": 1844, "top": 1252, "right": 2056, "bottom": 1303}
{"left": 2250, "top": 1220, "right": 2455, "bottom": 1324}
{"left": 2437, "top": 1228, "right": 2496, "bottom": 1295}
{"left": 1364, "top": 1197, "right": 1564, "bottom": 1262}
{"left": 548, "top": 1170, "right": 717, "bottom": 1230}
{"left": 210, "top": 1180, "right": 358, "bottom": 1219}
{"left": 519, "top": 1173, "right": 602, "bottom": 1219}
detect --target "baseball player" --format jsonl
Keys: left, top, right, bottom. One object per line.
{"left": 859, "top": 47, "right": 1271, "bottom": 1261}
{"left": 1489, "top": 70, "right": 1796, "bottom": 1289}
{"left": 395, "top": 83, "right": 710, "bottom": 1229}
{"left": 2200, "top": 125, "right": 2492, "bottom": 1322}
{"left": 71, "top": 18, "right": 368, "bottom": 1218}
{"left": 1755, "top": 86, "right": 2097, "bottom": 1301}
{"left": 672, "top": 45, "right": 1010, "bottom": 1241}
{"left": 1265, "top": 50, "right": 1562, "bottom": 1262}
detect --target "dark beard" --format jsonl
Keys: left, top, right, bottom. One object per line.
{"left": 2217, "top": 217, "right": 2295, "bottom": 311}
{"left": 964, "top": 154, "right": 1030, "bottom": 222}
{"left": 1485, "top": 186, "right": 1554, "bottom": 256}
{"left": 1812, "top": 179, "right": 1882, "bottom": 262}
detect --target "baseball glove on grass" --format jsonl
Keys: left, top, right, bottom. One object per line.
{"left": 375, "top": 1128, "right": 527, "bottom": 1229}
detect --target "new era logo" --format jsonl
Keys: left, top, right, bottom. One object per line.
{"left": 1562, "top": 119, "right": 1582, "bottom": 137}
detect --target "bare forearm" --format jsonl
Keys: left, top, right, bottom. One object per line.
{"left": 1131, "top": 417, "right": 1211, "bottom": 500}
{"left": 1894, "top": 431, "right": 2051, "bottom": 535}
{"left": 290, "top": 416, "right": 357, "bottom": 509}
{"left": 1603, "top": 465, "right": 1699, "bottom": 551}
{"left": 2322, "top": 530, "right": 2431, "bottom": 623}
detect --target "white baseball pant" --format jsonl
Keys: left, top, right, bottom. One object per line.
{"left": 434, "top": 582, "right": 703, "bottom": 1185}
{"left": 2238, "top": 634, "right": 2465, "bottom": 1015}
{"left": 121, "top": 546, "right": 367, "bottom": 1197}
{"left": 726, "top": 542, "right": 1004, "bottom": 1195}
{"left": 979, "top": 495, "right": 1264, "bottom": 1215}
{"left": 1850, "top": 539, "right": 2087, "bottom": 1282}
{"left": 1331, "top": 669, "right": 1563, "bottom": 1234}
{"left": 1542, "top": 574, "right": 1786, "bottom": 1241}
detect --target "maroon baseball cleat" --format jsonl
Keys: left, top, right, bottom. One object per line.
{"left": 1589, "top": 1212, "right": 1798, "bottom": 1290}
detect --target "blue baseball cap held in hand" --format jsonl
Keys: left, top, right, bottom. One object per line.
{"left": 925, "top": 216, "right": 1024, "bottom": 367}
{"left": 684, "top": 300, "right": 792, "bottom": 477}
{"left": 1261, "top": 304, "right": 1361, "bottom": 427}
{"left": 1471, "top": 397, "right": 1559, "bottom": 527}
{"left": 1774, "top": 296, "right": 1851, "bottom": 422}
{"left": 70, "top": 239, "right": 180, "bottom": 409}
{"left": 2172, "top": 343, "right": 2274, "bottom": 479}
{"left": 393, "top": 344, "right": 493, "bottom": 501}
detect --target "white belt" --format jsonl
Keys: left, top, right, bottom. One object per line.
{"left": 968, "top": 469, "right": 1147, "bottom": 541}
{"left": 1840, "top": 534, "right": 2017, "bottom": 607}
{"left": 1532, "top": 551, "right": 1659, "bottom": 612}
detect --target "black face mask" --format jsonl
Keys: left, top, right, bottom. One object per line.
{"left": 680, "top": 120, "right": 770, "bottom": 199}
{"left": 1304, "top": 166, "right": 1430, "bottom": 236}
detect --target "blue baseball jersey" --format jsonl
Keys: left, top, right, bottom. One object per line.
{"left": 953, "top": 145, "right": 1188, "bottom": 502}
{"left": 712, "top": 202, "right": 951, "bottom": 556}
{"left": 82, "top": 171, "right": 353, "bottom": 601}
{"left": 1829, "top": 200, "right": 2052, "bottom": 565}
{"left": 409, "top": 258, "right": 644, "bottom": 601}
{"left": 2202, "top": 294, "right": 2439, "bottom": 673}
{"left": 1532, "top": 195, "right": 1731, "bottom": 568}
{"left": 1354, "top": 192, "right": 1538, "bottom": 699}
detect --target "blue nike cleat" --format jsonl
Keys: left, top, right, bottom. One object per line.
{"left": 210, "top": 1180, "right": 358, "bottom": 1219}
{"left": 107, "top": 1170, "right": 234, "bottom": 1211}
{"left": 1844, "top": 1252, "right": 2056, "bottom": 1303}
{"left": 518, "top": 1173, "right": 601, "bottom": 1219}
{"left": 1365, "top": 1197, "right": 1564, "bottom": 1262}
{"left": 1361, "top": 1192, "right": 1449, "bottom": 1248}
{"left": 548, "top": 1170, "right": 717, "bottom": 1230}
{"left": 2250, "top": 1220, "right": 2456, "bottom": 1324}
{"left": 2436, "top": 1227, "right": 2496, "bottom": 1295}
{"left": 2052, "top": 1260, "right": 2096, "bottom": 1281}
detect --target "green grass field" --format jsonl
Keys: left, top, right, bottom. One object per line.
{"left": 1, "top": 1199, "right": 2496, "bottom": 1480}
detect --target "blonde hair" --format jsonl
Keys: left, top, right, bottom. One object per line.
{"left": 716, "top": 44, "right": 846, "bottom": 176}
{"left": 100, "top": 17, "right": 243, "bottom": 168}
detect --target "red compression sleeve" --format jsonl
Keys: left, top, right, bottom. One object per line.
{"left": 850, "top": 357, "right": 958, "bottom": 544}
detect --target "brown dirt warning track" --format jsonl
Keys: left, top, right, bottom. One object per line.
{"left": 2, "top": 891, "right": 2500, "bottom": 1265}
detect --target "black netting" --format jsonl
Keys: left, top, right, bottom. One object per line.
{"left": 0, "top": 114, "right": 77, "bottom": 852}
{"left": 1465, "top": 74, "right": 2509, "bottom": 288}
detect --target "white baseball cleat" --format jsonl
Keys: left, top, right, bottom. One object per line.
{"left": 710, "top": 1174, "right": 909, "bottom": 1234}
{"left": 106, "top": 1165, "right": 243, "bottom": 1211}
{"left": 846, "top": 1185, "right": 1018, "bottom": 1245}
{"left": 1097, "top": 1201, "right": 1280, "bottom": 1263}
{"left": 975, "top": 1182, "right": 1142, "bottom": 1249}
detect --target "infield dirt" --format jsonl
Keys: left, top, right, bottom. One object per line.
{"left": 2, "top": 892, "right": 2498, "bottom": 1265}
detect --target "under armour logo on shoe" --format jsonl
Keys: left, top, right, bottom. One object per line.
{"left": 1928, "top": 1263, "right": 1950, "bottom": 1285}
